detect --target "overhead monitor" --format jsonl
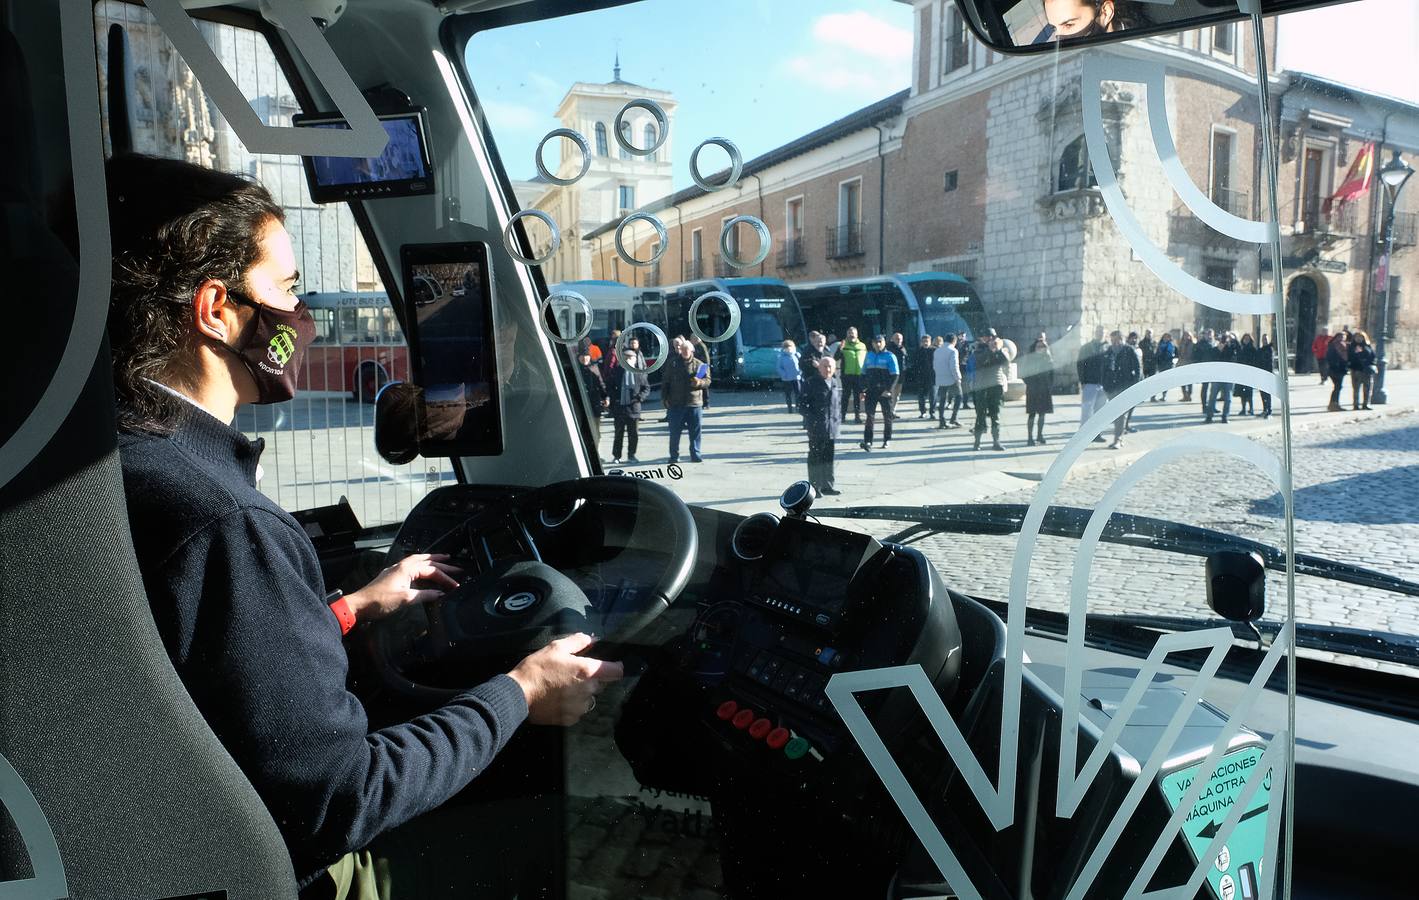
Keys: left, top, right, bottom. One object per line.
{"left": 293, "top": 108, "right": 435, "bottom": 202}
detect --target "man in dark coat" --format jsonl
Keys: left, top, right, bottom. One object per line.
{"left": 607, "top": 348, "right": 650, "bottom": 464}
{"left": 908, "top": 334, "right": 936, "bottom": 417}
{"left": 1076, "top": 325, "right": 1109, "bottom": 442}
{"left": 802, "top": 356, "right": 843, "bottom": 495}
{"left": 1206, "top": 331, "right": 1237, "bottom": 423}
{"left": 1101, "top": 329, "right": 1142, "bottom": 448}
{"left": 577, "top": 346, "right": 608, "bottom": 452}
{"left": 662, "top": 338, "right": 711, "bottom": 462}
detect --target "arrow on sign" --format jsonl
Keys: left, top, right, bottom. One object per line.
{"left": 1198, "top": 805, "right": 1268, "bottom": 840}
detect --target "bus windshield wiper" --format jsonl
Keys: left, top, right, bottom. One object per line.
{"left": 818, "top": 503, "right": 1419, "bottom": 600}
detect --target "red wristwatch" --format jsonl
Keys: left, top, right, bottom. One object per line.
{"left": 327, "top": 590, "right": 356, "bottom": 636}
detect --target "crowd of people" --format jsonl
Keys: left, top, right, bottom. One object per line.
{"left": 571, "top": 318, "right": 1376, "bottom": 500}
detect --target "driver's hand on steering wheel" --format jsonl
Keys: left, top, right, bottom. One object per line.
{"left": 508, "top": 633, "right": 624, "bottom": 726}
{"left": 345, "top": 553, "right": 463, "bottom": 624}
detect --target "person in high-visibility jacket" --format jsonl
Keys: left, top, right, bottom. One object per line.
{"left": 835, "top": 326, "right": 868, "bottom": 423}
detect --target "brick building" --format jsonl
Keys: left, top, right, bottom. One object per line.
{"left": 582, "top": 3, "right": 1419, "bottom": 381}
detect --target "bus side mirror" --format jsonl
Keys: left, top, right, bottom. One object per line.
{"left": 374, "top": 381, "right": 421, "bottom": 465}
{"left": 1205, "top": 550, "right": 1266, "bottom": 624}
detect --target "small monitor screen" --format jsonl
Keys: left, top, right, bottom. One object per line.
{"left": 400, "top": 243, "right": 502, "bottom": 456}
{"left": 758, "top": 518, "right": 878, "bottom": 614}
{"left": 295, "top": 110, "right": 434, "bottom": 202}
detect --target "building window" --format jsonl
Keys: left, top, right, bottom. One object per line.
{"left": 618, "top": 120, "right": 633, "bottom": 160}
{"left": 643, "top": 122, "right": 657, "bottom": 162}
{"left": 618, "top": 184, "right": 635, "bottom": 211}
{"left": 829, "top": 179, "right": 864, "bottom": 258}
{"left": 1199, "top": 262, "right": 1235, "bottom": 332}
{"left": 1210, "top": 129, "right": 1238, "bottom": 213}
{"left": 1301, "top": 145, "right": 1331, "bottom": 230}
{"left": 594, "top": 122, "right": 608, "bottom": 156}
{"left": 782, "top": 196, "right": 806, "bottom": 267}
{"left": 687, "top": 228, "right": 703, "bottom": 280}
{"left": 722, "top": 216, "right": 740, "bottom": 257}
{"left": 943, "top": 7, "right": 969, "bottom": 74}
{"left": 943, "top": 169, "right": 959, "bottom": 192}
{"left": 1213, "top": 23, "right": 1236, "bottom": 55}
{"left": 1057, "top": 136, "right": 1097, "bottom": 192}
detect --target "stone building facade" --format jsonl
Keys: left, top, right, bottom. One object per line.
{"left": 583, "top": 5, "right": 1419, "bottom": 382}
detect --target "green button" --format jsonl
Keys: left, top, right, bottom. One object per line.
{"left": 784, "top": 737, "right": 811, "bottom": 760}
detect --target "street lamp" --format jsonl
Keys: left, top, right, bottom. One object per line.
{"left": 1373, "top": 149, "right": 1414, "bottom": 405}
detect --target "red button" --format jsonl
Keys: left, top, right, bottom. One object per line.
{"left": 748, "top": 718, "right": 772, "bottom": 740}
{"left": 716, "top": 700, "right": 738, "bottom": 721}
{"left": 766, "top": 727, "right": 790, "bottom": 750}
{"left": 732, "top": 709, "right": 755, "bottom": 730}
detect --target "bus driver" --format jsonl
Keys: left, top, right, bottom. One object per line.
{"left": 105, "top": 154, "right": 621, "bottom": 897}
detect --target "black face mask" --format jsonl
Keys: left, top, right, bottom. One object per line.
{"left": 222, "top": 290, "right": 316, "bottom": 404}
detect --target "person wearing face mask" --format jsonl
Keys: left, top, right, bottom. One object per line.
{"left": 1037, "top": 0, "right": 1138, "bottom": 41}
{"left": 106, "top": 155, "right": 620, "bottom": 898}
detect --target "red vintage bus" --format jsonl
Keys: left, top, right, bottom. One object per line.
{"left": 301, "top": 291, "right": 411, "bottom": 402}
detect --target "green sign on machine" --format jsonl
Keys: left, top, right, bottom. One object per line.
{"left": 1159, "top": 745, "right": 1272, "bottom": 900}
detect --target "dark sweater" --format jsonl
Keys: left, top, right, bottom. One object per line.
{"left": 118, "top": 402, "right": 528, "bottom": 887}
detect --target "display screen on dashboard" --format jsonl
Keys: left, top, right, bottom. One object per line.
{"left": 758, "top": 518, "right": 879, "bottom": 613}
{"left": 400, "top": 242, "right": 502, "bottom": 457}
{"left": 293, "top": 110, "right": 435, "bottom": 202}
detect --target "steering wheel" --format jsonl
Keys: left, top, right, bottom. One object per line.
{"left": 363, "top": 476, "right": 698, "bottom": 702}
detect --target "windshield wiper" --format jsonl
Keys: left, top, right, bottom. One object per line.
{"left": 819, "top": 503, "right": 1419, "bottom": 599}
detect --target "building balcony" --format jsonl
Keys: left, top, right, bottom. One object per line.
{"left": 777, "top": 238, "right": 807, "bottom": 269}
{"left": 1296, "top": 197, "right": 1360, "bottom": 240}
{"left": 826, "top": 222, "right": 865, "bottom": 260}
{"left": 712, "top": 253, "right": 736, "bottom": 278}
{"left": 1212, "top": 188, "right": 1250, "bottom": 217}
{"left": 683, "top": 259, "right": 705, "bottom": 281}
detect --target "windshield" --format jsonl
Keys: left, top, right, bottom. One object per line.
{"left": 463, "top": 5, "right": 1419, "bottom": 890}
{"left": 731, "top": 284, "right": 803, "bottom": 348}
{"left": 468, "top": 0, "right": 1419, "bottom": 675}
{"left": 914, "top": 280, "right": 984, "bottom": 341}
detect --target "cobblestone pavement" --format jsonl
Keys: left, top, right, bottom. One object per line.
{"left": 900, "top": 408, "right": 1419, "bottom": 654}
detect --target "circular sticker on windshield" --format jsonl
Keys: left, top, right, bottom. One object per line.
{"left": 613, "top": 98, "right": 668, "bottom": 157}
{"left": 1218, "top": 873, "right": 1235, "bottom": 900}
{"left": 538, "top": 290, "right": 592, "bottom": 345}
{"left": 614, "top": 212, "right": 669, "bottom": 267}
{"left": 688, "top": 291, "right": 741, "bottom": 344}
{"left": 616, "top": 322, "right": 669, "bottom": 375}
{"left": 535, "top": 127, "right": 591, "bottom": 186}
{"left": 690, "top": 137, "right": 743, "bottom": 192}
{"left": 720, "top": 214, "right": 771, "bottom": 268}
{"left": 502, "top": 209, "right": 560, "bottom": 266}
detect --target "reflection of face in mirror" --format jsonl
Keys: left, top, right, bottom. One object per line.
{"left": 1028, "top": 0, "right": 1138, "bottom": 43}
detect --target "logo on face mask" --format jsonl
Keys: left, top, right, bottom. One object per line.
{"left": 267, "top": 325, "right": 298, "bottom": 368}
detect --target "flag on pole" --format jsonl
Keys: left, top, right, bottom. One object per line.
{"left": 1324, "top": 142, "right": 1375, "bottom": 215}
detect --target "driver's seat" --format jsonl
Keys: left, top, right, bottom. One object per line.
{"left": 0, "top": 9, "right": 296, "bottom": 897}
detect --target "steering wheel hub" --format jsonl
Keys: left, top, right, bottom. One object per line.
{"left": 498, "top": 590, "right": 541, "bottom": 615}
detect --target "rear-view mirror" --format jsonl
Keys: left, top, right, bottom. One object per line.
{"left": 374, "top": 381, "right": 421, "bottom": 465}
{"left": 957, "top": 0, "right": 1358, "bottom": 53}
{"left": 1205, "top": 549, "right": 1267, "bottom": 623}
